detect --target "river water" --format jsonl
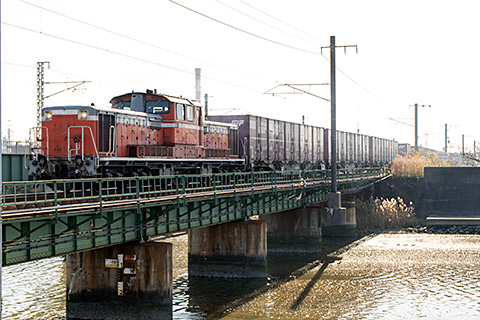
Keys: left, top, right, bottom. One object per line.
{"left": 3, "top": 232, "right": 480, "bottom": 319}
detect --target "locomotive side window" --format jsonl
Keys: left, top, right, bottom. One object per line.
{"left": 147, "top": 100, "right": 170, "bottom": 114}
{"left": 186, "top": 105, "right": 194, "bottom": 122}
{"left": 176, "top": 104, "right": 185, "bottom": 120}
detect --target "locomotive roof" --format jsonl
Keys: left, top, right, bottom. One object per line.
{"left": 43, "top": 105, "right": 154, "bottom": 117}
{"left": 110, "top": 92, "right": 203, "bottom": 107}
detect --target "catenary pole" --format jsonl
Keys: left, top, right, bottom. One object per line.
{"left": 330, "top": 36, "right": 337, "bottom": 193}
{"left": 445, "top": 124, "right": 448, "bottom": 153}
{"left": 411, "top": 103, "right": 430, "bottom": 151}
{"left": 320, "top": 36, "right": 357, "bottom": 193}
{"left": 414, "top": 103, "right": 418, "bottom": 150}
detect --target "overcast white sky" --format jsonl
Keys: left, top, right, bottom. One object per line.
{"left": 2, "top": 0, "right": 479, "bottom": 152}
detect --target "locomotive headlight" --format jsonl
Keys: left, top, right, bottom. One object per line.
{"left": 45, "top": 111, "right": 53, "bottom": 120}
{"left": 79, "top": 110, "right": 88, "bottom": 120}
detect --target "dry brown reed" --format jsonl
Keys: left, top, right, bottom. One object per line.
{"left": 356, "top": 197, "right": 416, "bottom": 230}
{"left": 391, "top": 151, "right": 450, "bottom": 177}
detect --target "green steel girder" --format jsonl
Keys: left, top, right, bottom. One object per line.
{"left": 2, "top": 168, "right": 387, "bottom": 266}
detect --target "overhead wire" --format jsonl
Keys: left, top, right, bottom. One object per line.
{"left": 168, "top": 0, "right": 320, "bottom": 55}
{"left": 215, "top": 0, "right": 320, "bottom": 47}
{"left": 2, "top": 61, "right": 129, "bottom": 92}
{"left": 2, "top": 22, "right": 263, "bottom": 94}
{"left": 15, "top": 0, "right": 393, "bottom": 110}
{"left": 17, "top": 0, "right": 273, "bottom": 83}
{"left": 170, "top": 0, "right": 397, "bottom": 108}
{"left": 237, "top": 0, "right": 328, "bottom": 44}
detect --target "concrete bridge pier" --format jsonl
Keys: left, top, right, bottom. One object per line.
{"left": 188, "top": 219, "right": 267, "bottom": 278}
{"left": 264, "top": 207, "right": 323, "bottom": 253}
{"left": 66, "top": 242, "right": 173, "bottom": 319}
{"left": 322, "top": 193, "right": 357, "bottom": 237}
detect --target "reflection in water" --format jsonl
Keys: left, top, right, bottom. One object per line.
{"left": 3, "top": 233, "right": 480, "bottom": 319}
{"left": 3, "top": 257, "right": 66, "bottom": 319}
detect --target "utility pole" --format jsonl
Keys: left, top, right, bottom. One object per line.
{"left": 445, "top": 123, "right": 448, "bottom": 153}
{"left": 329, "top": 36, "right": 337, "bottom": 192}
{"left": 320, "top": 36, "right": 357, "bottom": 226}
{"left": 265, "top": 36, "right": 356, "bottom": 232}
{"left": 410, "top": 103, "right": 431, "bottom": 151}
{"left": 322, "top": 36, "right": 357, "bottom": 193}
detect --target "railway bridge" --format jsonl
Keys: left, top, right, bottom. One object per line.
{"left": 1, "top": 162, "right": 388, "bottom": 317}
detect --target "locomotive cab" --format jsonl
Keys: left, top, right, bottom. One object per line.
{"left": 110, "top": 91, "right": 205, "bottom": 159}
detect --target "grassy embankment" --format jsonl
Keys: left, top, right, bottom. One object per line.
{"left": 357, "top": 151, "right": 450, "bottom": 230}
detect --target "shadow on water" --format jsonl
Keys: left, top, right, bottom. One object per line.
{"left": 184, "top": 236, "right": 360, "bottom": 319}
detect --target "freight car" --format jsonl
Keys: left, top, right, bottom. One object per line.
{"left": 28, "top": 91, "right": 242, "bottom": 179}
{"left": 208, "top": 115, "right": 398, "bottom": 170}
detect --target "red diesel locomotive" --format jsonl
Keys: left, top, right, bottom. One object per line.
{"left": 28, "top": 90, "right": 241, "bottom": 179}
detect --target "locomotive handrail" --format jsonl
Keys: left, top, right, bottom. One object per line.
{"left": 28, "top": 127, "right": 49, "bottom": 160}
{"left": 107, "top": 125, "right": 116, "bottom": 157}
{"left": 1, "top": 167, "right": 386, "bottom": 214}
{"left": 67, "top": 126, "right": 99, "bottom": 166}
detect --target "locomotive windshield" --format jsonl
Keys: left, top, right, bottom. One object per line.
{"left": 146, "top": 100, "right": 170, "bottom": 114}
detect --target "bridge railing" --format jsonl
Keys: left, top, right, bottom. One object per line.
{"left": 1, "top": 167, "right": 385, "bottom": 211}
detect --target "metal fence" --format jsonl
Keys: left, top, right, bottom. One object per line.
{"left": 2, "top": 140, "right": 30, "bottom": 155}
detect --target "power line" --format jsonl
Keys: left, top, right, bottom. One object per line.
{"left": 19, "top": 0, "right": 390, "bottom": 109}
{"left": 15, "top": 0, "right": 395, "bottom": 113}
{"left": 168, "top": 0, "right": 320, "bottom": 55}
{"left": 2, "top": 61, "right": 130, "bottom": 91}
{"left": 320, "top": 52, "right": 392, "bottom": 106}
{"left": 2, "top": 22, "right": 263, "bottom": 94}
{"left": 215, "top": 0, "right": 320, "bottom": 46}
{"left": 2, "top": 61, "right": 83, "bottom": 78}
{"left": 237, "top": 0, "right": 327, "bottom": 44}
{"left": 17, "top": 0, "right": 272, "bottom": 83}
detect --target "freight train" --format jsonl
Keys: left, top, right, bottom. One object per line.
{"left": 27, "top": 90, "right": 398, "bottom": 179}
